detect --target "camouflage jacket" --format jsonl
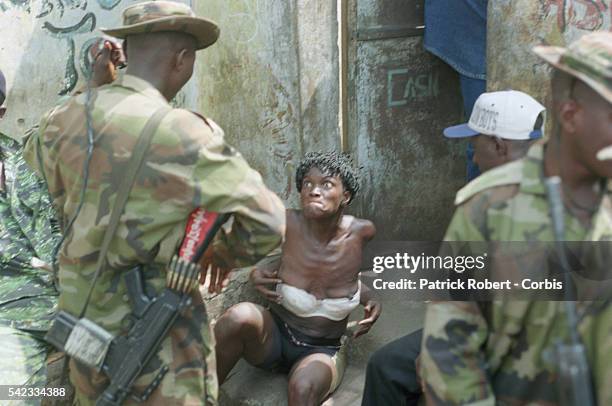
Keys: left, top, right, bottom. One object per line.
{"left": 24, "top": 75, "right": 285, "bottom": 405}
{"left": 0, "top": 132, "right": 60, "bottom": 332}
{"left": 420, "top": 142, "right": 612, "bottom": 405}
{"left": 23, "top": 74, "right": 285, "bottom": 404}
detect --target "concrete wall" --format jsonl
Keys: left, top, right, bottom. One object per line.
{"left": 488, "top": 0, "right": 612, "bottom": 110}
{"left": 194, "top": 0, "right": 340, "bottom": 207}
{"left": 0, "top": 0, "right": 202, "bottom": 140}
{"left": 0, "top": 0, "right": 341, "bottom": 206}
{"left": 1, "top": 0, "right": 463, "bottom": 239}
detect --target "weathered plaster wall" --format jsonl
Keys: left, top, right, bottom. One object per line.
{"left": 1, "top": 0, "right": 461, "bottom": 241}
{"left": 195, "top": 0, "right": 340, "bottom": 207}
{"left": 0, "top": 0, "right": 341, "bottom": 205}
{"left": 0, "top": 0, "right": 200, "bottom": 140}
{"left": 488, "top": 0, "right": 612, "bottom": 110}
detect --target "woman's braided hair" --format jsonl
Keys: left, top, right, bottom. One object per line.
{"left": 295, "top": 151, "right": 360, "bottom": 204}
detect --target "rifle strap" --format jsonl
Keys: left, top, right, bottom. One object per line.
{"left": 78, "top": 105, "right": 172, "bottom": 318}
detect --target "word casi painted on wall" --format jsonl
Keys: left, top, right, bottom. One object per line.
{"left": 387, "top": 68, "right": 440, "bottom": 108}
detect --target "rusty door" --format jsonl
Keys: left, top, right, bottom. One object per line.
{"left": 346, "top": 0, "right": 465, "bottom": 240}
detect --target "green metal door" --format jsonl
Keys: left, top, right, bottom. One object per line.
{"left": 346, "top": 0, "right": 465, "bottom": 240}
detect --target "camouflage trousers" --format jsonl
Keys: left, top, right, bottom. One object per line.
{"left": 71, "top": 295, "right": 218, "bottom": 406}
{"left": 0, "top": 326, "right": 50, "bottom": 406}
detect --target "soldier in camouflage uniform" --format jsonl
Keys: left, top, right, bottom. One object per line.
{"left": 0, "top": 68, "right": 62, "bottom": 397}
{"left": 0, "top": 38, "right": 122, "bottom": 403}
{"left": 361, "top": 90, "right": 546, "bottom": 406}
{"left": 420, "top": 32, "right": 612, "bottom": 405}
{"left": 23, "top": 2, "right": 286, "bottom": 405}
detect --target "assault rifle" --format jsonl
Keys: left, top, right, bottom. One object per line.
{"left": 545, "top": 177, "right": 596, "bottom": 406}
{"left": 46, "top": 211, "right": 230, "bottom": 405}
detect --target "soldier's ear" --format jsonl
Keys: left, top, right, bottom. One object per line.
{"left": 174, "top": 48, "right": 194, "bottom": 71}
{"left": 493, "top": 137, "right": 508, "bottom": 158}
{"left": 558, "top": 99, "right": 579, "bottom": 135}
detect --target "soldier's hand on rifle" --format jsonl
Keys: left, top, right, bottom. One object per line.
{"left": 198, "top": 245, "right": 231, "bottom": 294}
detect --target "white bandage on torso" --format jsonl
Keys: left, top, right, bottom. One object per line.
{"left": 277, "top": 280, "right": 360, "bottom": 321}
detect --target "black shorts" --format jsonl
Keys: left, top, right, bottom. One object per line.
{"left": 257, "top": 310, "right": 342, "bottom": 372}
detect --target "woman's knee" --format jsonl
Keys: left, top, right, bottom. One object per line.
{"left": 287, "top": 356, "right": 334, "bottom": 404}
{"left": 288, "top": 377, "right": 317, "bottom": 403}
{"left": 217, "top": 302, "right": 264, "bottom": 336}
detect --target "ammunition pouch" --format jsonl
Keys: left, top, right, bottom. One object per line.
{"left": 46, "top": 311, "right": 113, "bottom": 372}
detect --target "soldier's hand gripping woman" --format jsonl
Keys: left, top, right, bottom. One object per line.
{"left": 23, "top": 2, "right": 286, "bottom": 405}
{"left": 419, "top": 32, "right": 612, "bottom": 405}
{"left": 214, "top": 151, "right": 381, "bottom": 406}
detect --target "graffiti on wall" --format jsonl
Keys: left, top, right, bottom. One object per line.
{"left": 387, "top": 68, "right": 440, "bottom": 108}
{"left": 43, "top": 12, "right": 98, "bottom": 95}
{"left": 0, "top": 0, "right": 121, "bottom": 15}
{"left": 541, "top": 0, "right": 611, "bottom": 32}
{"left": 1, "top": 0, "right": 123, "bottom": 95}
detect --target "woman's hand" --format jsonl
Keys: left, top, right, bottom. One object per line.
{"left": 353, "top": 299, "right": 382, "bottom": 338}
{"left": 250, "top": 266, "right": 283, "bottom": 303}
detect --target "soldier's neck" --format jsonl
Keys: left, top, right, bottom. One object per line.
{"left": 125, "top": 66, "right": 174, "bottom": 101}
{"left": 544, "top": 136, "right": 603, "bottom": 217}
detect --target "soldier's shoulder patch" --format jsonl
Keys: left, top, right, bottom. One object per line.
{"left": 454, "top": 159, "right": 524, "bottom": 206}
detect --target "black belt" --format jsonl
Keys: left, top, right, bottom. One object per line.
{"left": 270, "top": 309, "right": 342, "bottom": 348}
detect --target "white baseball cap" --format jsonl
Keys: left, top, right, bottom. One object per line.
{"left": 444, "top": 90, "right": 546, "bottom": 140}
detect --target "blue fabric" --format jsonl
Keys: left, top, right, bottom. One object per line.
{"left": 444, "top": 123, "right": 478, "bottom": 138}
{"left": 459, "top": 74, "right": 486, "bottom": 181}
{"left": 460, "top": 74, "right": 486, "bottom": 118}
{"left": 529, "top": 129, "right": 543, "bottom": 140}
{"left": 424, "top": 0, "right": 487, "bottom": 80}
{"left": 466, "top": 141, "right": 480, "bottom": 181}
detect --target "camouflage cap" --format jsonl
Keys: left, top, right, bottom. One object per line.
{"left": 533, "top": 31, "right": 612, "bottom": 104}
{"left": 101, "top": 1, "right": 219, "bottom": 50}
